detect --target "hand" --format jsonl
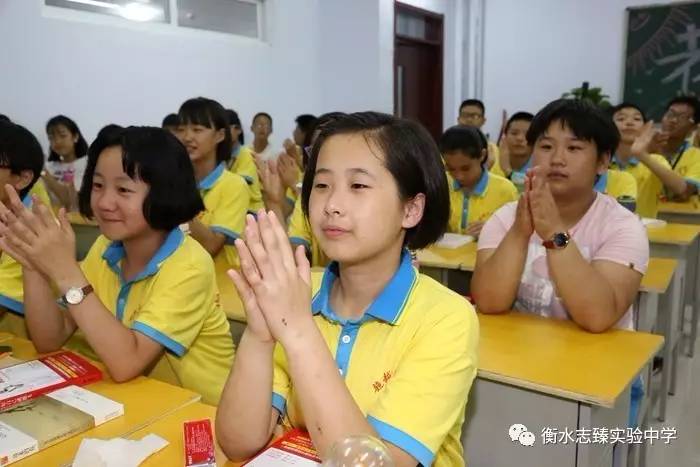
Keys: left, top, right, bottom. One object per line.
{"left": 464, "top": 221, "right": 485, "bottom": 237}
{"left": 277, "top": 153, "right": 299, "bottom": 191}
{"left": 234, "top": 210, "right": 312, "bottom": 346}
{"left": 498, "top": 134, "right": 512, "bottom": 175}
{"left": 649, "top": 130, "right": 670, "bottom": 155}
{"left": 0, "top": 185, "right": 76, "bottom": 280}
{"left": 631, "top": 121, "right": 657, "bottom": 159}
{"left": 255, "top": 156, "right": 285, "bottom": 206}
{"left": 527, "top": 168, "right": 565, "bottom": 241}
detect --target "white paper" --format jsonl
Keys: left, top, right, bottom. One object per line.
{"left": 47, "top": 386, "right": 124, "bottom": 425}
{"left": 641, "top": 218, "right": 667, "bottom": 228}
{"left": 72, "top": 434, "right": 169, "bottom": 467}
{"left": 435, "top": 233, "right": 474, "bottom": 249}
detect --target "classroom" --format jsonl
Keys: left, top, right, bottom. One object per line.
{"left": 0, "top": 0, "right": 699, "bottom": 466}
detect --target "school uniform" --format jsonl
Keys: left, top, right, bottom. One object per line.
{"left": 593, "top": 169, "right": 638, "bottom": 200}
{"left": 197, "top": 162, "right": 250, "bottom": 321}
{"left": 0, "top": 181, "right": 54, "bottom": 337}
{"left": 287, "top": 197, "right": 329, "bottom": 268}
{"left": 271, "top": 250, "right": 479, "bottom": 466}
{"left": 490, "top": 156, "right": 532, "bottom": 193}
{"left": 609, "top": 154, "right": 670, "bottom": 218}
{"left": 69, "top": 229, "right": 234, "bottom": 404}
{"left": 229, "top": 145, "right": 264, "bottom": 212}
{"left": 667, "top": 141, "right": 700, "bottom": 191}
{"left": 448, "top": 169, "right": 518, "bottom": 234}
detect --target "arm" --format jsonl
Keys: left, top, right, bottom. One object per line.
{"left": 546, "top": 249, "right": 642, "bottom": 333}
{"left": 188, "top": 219, "right": 226, "bottom": 256}
{"left": 637, "top": 152, "right": 689, "bottom": 197}
{"left": 472, "top": 196, "right": 532, "bottom": 313}
{"left": 216, "top": 331, "right": 278, "bottom": 461}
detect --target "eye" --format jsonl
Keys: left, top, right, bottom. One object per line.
{"left": 351, "top": 183, "right": 368, "bottom": 189}
{"left": 91, "top": 181, "right": 103, "bottom": 190}
{"left": 313, "top": 182, "right": 328, "bottom": 189}
{"left": 568, "top": 145, "right": 583, "bottom": 151}
{"left": 117, "top": 186, "right": 134, "bottom": 194}
{"left": 539, "top": 143, "right": 553, "bottom": 150}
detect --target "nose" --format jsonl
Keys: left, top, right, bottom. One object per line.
{"left": 323, "top": 186, "right": 345, "bottom": 217}
{"left": 94, "top": 189, "right": 117, "bottom": 212}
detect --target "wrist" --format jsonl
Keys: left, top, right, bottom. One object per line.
{"left": 240, "top": 328, "right": 276, "bottom": 352}
{"left": 53, "top": 263, "right": 87, "bottom": 294}
{"left": 280, "top": 314, "right": 319, "bottom": 356}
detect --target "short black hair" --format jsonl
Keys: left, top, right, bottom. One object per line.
{"left": 225, "top": 109, "right": 245, "bottom": 145}
{"left": 665, "top": 95, "right": 700, "bottom": 122}
{"left": 526, "top": 99, "right": 620, "bottom": 158}
{"left": 459, "top": 99, "right": 485, "bottom": 114}
{"left": 610, "top": 102, "right": 647, "bottom": 122}
{"left": 46, "top": 115, "right": 89, "bottom": 162}
{"left": 78, "top": 126, "right": 204, "bottom": 231}
{"left": 0, "top": 121, "right": 44, "bottom": 198}
{"left": 505, "top": 112, "right": 534, "bottom": 133}
{"left": 162, "top": 113, "right": 180, "bottom": 128}
{"left": 439, "top": 125, "right": 488, "bottom": 160}
{"left": 295, "top": 114, "right": 317, "bottom": 134}
{"left": 0, "top": 114, "right": 10, "bottom": 123}
{"left": 178, "top": 97, "right": 232, "bottom": 164}
{"left": 252, "top": 112, "right": 273, "bottom": 126}
{"left": 302, "top": 111, "right": 449, "bottom": 250}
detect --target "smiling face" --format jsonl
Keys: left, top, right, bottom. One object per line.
{"left": 176, "top": 122, "right": 224, "bottom": 164}
{"left": 308, "top": 133, "right": 422, "bottom": 265}
{"left": 89, "top": 145, "right": 152, "bottom": 241}
{"left": 531, "top": 121, "right": 607, "bottom": 199}
{"left": 612, "top": 106, "right": 644, "bottom": 145}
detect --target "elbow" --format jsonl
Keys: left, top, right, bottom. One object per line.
{"left": 33, "top": 340, "right": 63, "bottom": 354}
{"left": 471, "top": 281, "right": 511, "bottom": 314}
{"left": 217, "top": 431, "right": 265, "bottom": 463}
{"left": 107, "top": 365, "right": 141, "bottom": 383}
{"left": 572, "top": 312, "right": 614, "bottom": 334}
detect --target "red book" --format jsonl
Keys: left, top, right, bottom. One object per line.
{"left": 183, "top": 419, "right": 215, "bottom": 467}
{"left": 0, "top": 351, "right": 102, "bottom": 411}
{"left": 244, "top": 429, "right": 321, "bottom": 466}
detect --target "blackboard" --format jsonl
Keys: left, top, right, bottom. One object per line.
{"left": 623, "top": 1, "right": 700, "bottom": 119}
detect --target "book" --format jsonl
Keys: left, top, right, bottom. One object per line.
{"left": 244, "top": 429, "right": 321, "bottom": 466}
{"left": 0, "top": 385, "right": 124, "bottom": 465}
{"left": 435, "top": 233, "right": 474, "bottom": 249}
{"left": 0, "top": 351, "right": 102, "bottom": 412}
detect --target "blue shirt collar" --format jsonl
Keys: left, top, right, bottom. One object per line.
{"left": 452, "top": 166, "right": 489, "bottom": 197}
{"left": 612, "top": 154, "right": 639, "bottom": 168}
{"left": 102, "top": 228, "right": 184, "bottom": 283}
{"left": 593, "top": 171, "right": 608, "bottom": 193}
{"left": 231, "top": 144, "right": 241, "bottom": 159}
{"left": 311, "top": 249, "right": 417, "bottom": 325}
{"left": 198, "top": 162, "right": 226, "bottom": 190}
{"left": 21, "top": 193, "right": 32, "bottom": 207}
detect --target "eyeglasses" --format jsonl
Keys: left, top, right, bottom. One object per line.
{"left": 663, "top": 110, "right": 694, "bottom": 123}
{"left": 460, "top": 112, "right": 484, "bottom": 120}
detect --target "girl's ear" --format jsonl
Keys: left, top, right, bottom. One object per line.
{"left": 215, "top": 128, "right": 225, "bottom": 144}
{"left": 479, "top": 148, "right": 488, "bottom": 165}
{"left": 402, "top": 193, "right": 425, "bottom": 230}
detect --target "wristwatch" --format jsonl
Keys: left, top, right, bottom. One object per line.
{"left": 59, "top": 285, "right": 94, "bottom": 306}
{"left": 543, "top": 232, "right": 570, "bottom": 250}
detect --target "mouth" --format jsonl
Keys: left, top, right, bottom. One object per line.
{"left": 547, "top": 172, "right": 569, "bottom": 180}
{"left": 321, "top": 227, "right": 349, "bottom": 239}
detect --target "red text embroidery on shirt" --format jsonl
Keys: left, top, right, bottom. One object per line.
{"left": 372, "top": 371, "right": 393, "bottom": 392}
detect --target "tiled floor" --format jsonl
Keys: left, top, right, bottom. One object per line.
{"left": 646, "top": 330, "right": 700, "bottom": 466}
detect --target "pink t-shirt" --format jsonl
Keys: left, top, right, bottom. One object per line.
{"left": 478, "top": 193, "right": 649, "bottom": 330}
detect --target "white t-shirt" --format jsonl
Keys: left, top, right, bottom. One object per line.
{"left": 46, "top": 157, "right": 88, "bottom": 191}
{"left": 249, "top": 143, "right": 280, "bottom": 162}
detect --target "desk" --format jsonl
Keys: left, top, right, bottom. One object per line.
{"left": 132, "top": 402, "right": 236, "bottom": 466}
{"left": 0, "top": 335, "right": 202, "bottom": 467}
{"left": 462, "top": 312, "right": 663, "bottom": 467}
{"left": 647, "top": 223, "right": 700, "bottom": 358}
{"left": 658, "top": 200, "right": 700, "bottom": 225}
{"left": 417, "top": 242, "right": 476, "bottom": 285}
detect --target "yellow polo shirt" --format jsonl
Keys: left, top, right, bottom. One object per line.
{"left": 669, "top": 143, "right": 700, "bottom": 192}
{"left": 449, "top": 170, "right": 518, "bottom": 234}
{"left": 610, "top": 154, "right": 669, "bottom": 218}
{"left": 198, "top": 162, "right": 250, "bottom": 321}
{"left": 229, "top": 145, "right": 264, "bottom": 212}
{"left": 70, "top": 230, "right": 234, "bottom": 405}
{"left": 287, "top": 197, "right": 330, "bottom": 268}
{"left": 271, "top": 251, "right": 479, "bottom": 466}
{"left": 594, "top": 170, "right": 638, "bottom": 200}
{"left": 0, "top": 181, "right": 54, "bottom": 337}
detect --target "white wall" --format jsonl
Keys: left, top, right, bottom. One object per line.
{"left": 0, "top": 0, "right": 324, "bottom": 149}
{"left": 480, "top": 0, "right": 682, "bottom": 139}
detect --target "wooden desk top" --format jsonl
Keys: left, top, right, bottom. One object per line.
{"left": 646, "top": 222, "right": 700, "bottom": 245}
{"left": 417, "top": 242, "right": 476, "bottom": 270}
{"left": 0, "top": 334, "right": 202, "bottom": 467}
{"left": 659, "top": 199, "right": 700, "bottom": 216}
{"left": 640, "top": 258, "right": 678, "bottom": 294}
{"left": 477, "top": 312, "right": 664, "bottom": 408}
{"left": 134, "top": 403, "right": 236, "bottom": 466}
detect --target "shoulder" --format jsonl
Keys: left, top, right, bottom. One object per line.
{"left": 487, "top": 173, "right": 518, "bottom": 194}
{"left": 590, "top": 194, "right": 646, "bottom": 237}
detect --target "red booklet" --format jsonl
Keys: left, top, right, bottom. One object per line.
{"left": 244, "top": 429, "right": 321, "bottom": 466}
{"left": 0, "top": 351, "right": 102, "bottom": 411}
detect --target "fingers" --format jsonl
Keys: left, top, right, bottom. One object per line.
{"left": 227, "top": 268, "right": 262, "bottom": 318}
{"left": 266, "top": 209, "right": 297, "bottom": 273}
{"left": 234, "top": 236, "right": 264, "bottom": 288}
{"left": 255, "top": 210, "right": 285, "bottom": 277}
{"left": 294, "top": 245, "right": 311, "bottom": 287}
{"left": 244, "top": 212, "right": 277, "bottom": 282}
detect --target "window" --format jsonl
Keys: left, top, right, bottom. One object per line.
{"left": 45, "top": 0, "right": 171, "bottom": 23}
{"left": 176, "top": 0, "right": 263, "bottom": 39}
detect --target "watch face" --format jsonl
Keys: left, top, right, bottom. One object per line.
{"left": 65, "top": 288, "right": 84, "bottom": 305}
{"left": 553, "top": 233, "right": 570, "bottom": 248}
